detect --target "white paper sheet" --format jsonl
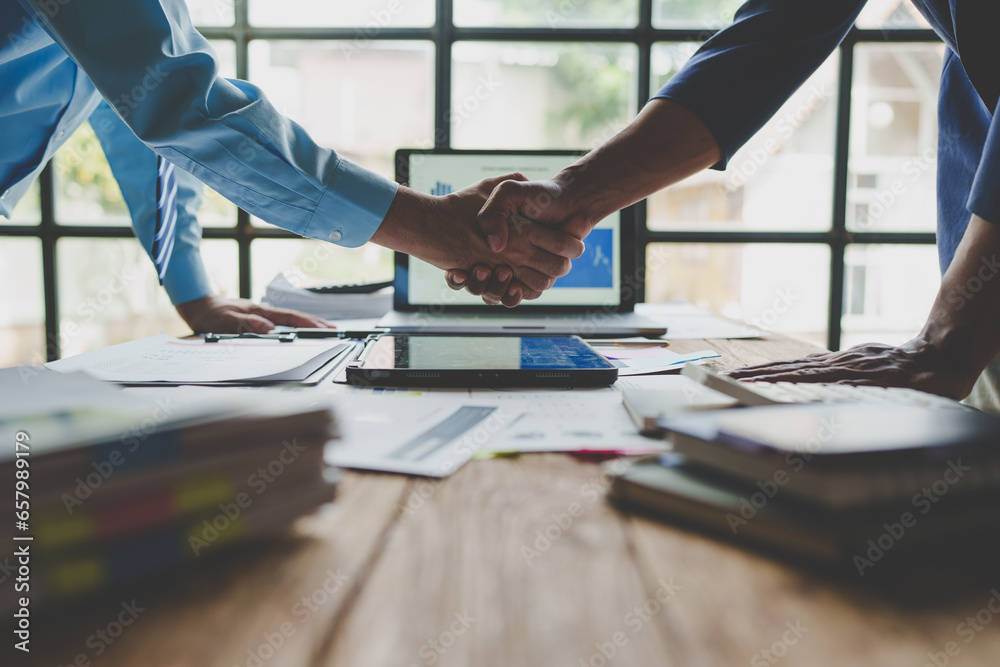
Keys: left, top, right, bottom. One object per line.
{"left": 47, "top": 333, "right": 347, "bottom": 383}
{"left": 635, "top": 302, "right": 763, "bottom": 339}
{"left": 325, "top": 395, "right": 520, "bottom": 476}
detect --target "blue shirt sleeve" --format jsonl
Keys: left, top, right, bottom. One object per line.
{"left": 653, "top": 0, "right": 866, "bottom": 170}
{"left": 967, "top": 107, "right": 1000, "bottom": 226}
{"left": 89, "top": 101, "right": 212, "bottom": 306}
{"left": 17, "top": 0, "right": 398, "bottom": 248}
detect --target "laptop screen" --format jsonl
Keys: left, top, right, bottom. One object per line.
{"left": 395, "top": 150, "right": 631, "bottom": 310}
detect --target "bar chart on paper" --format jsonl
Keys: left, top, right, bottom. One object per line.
{"left": 554, "top": 229, "right": 614, "bottom": 288}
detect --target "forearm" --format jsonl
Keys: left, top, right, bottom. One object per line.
{"left": 553, "top": 99, "right": 721, "bottom": 225}
{"left": 918, "top": 215, "right": 1000, "bottom": 390}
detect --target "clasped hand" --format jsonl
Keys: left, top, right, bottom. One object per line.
{"left": 440, "top": 175, "right": 591, "bottom": 307}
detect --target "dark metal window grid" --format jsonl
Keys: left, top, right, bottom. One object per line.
{"left": 0, "top": 0, "right": 940, "bottom": 361}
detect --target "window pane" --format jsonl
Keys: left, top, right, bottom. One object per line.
{"left": 847, "top": 43, "right": 943, "bottom": 233}
{"left": 649, "top": 50, "right": 838, "bottom": 232}
{"left": 841, "top": 244, "right": 938, "bottom": 348}
{"left": 646, "top": 243, "right": 830, "bottom": 347}
{"left": 455, "top": 0, "right": 637, "bottom": 28}
{"left": 250, "top": 239, "right": 392, "bottom": 302}
{"left": 855, "top": 0, "right": 932, "bottom": 29}
{"left": 653, "top": 0, "right": 743, "bottom": 29}
{"left": 56, "top": 239, "right": 238, "bottom": 357}
{"left": 2, "top": 179, "right": 40, "bottom": 226}
{"left": 452, "top": 42, "right": 636, "bottom": 150}
{"left": 186, "top": 0, "right": 234, "bottom": 26}
{"left": 249, "top": 0, "right": 433, "bottom": 27}
{"left": 0, "top": 239, "right": 46, "bottom": 365}
{"left": 248, "top": 40, "right": 433, "bottom": 181}
{"left": 54, "top": 123, "right": 130, "bottom": 226}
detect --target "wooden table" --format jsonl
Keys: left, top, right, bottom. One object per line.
{"left": 28, "top": 335, "right": 1000, "bottom": 667}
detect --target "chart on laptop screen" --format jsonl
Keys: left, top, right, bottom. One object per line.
{"left": 404, "top": 153, "right": 622, "bottom": 307}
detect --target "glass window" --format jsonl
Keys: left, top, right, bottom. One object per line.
{"left": 855, "top": 0, "right": 932, "bottom": 30}
{"left": 186, "top": 0, "right": 235, "bottom": 26}
{"left": 653, "top": 0, "right": 744, "bottom": 30}
{"left": 649, "top": 50, "right": 838, "bottom": 232}
{"left": 455, "top": 0, "right": 637, "bottom": 28}
{"left": 250, "top": 239, "right": 393, "bottom": 302}
{"left": 247, "top": 40, "right": 434, "bottom": 182}
{"left": 841, "top": 244, "right": 939, "bottom": 348}
{"left": 53, "top": 123, "right": 130, "bottom": 226}
{"left": 249, "top": 0, "right": 434, "bottom": 27}
{"left": 452, "top": 42, "right": 637, "bottom": 150}
{"left": 57, "top": 238, "right": 183, "bottom": 356}
{"left": 2, "top": 179, "right": 40, "bottom": 226}
{"left": 0, "top": 239, "right": 46, "bottom": 366}
{"left": 646, "top": 243, "right": 831, "bottom": 347}
{"left": 847, "top": 43, "right": 943, "bottom": 233}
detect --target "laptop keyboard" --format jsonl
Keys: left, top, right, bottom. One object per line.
{"left": 748, "top": 381, "right": 966, "bottom": 410}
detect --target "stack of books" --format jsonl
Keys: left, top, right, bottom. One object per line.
{"left": 609, "top": 403, "right": 1000, "bottom": 572}
{"left": 0, "top": 368, "right": 338, "bottom": 606}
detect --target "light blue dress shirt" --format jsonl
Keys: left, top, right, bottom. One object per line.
{"left": 1, "top": 0, "right": 400, "bottom": 303}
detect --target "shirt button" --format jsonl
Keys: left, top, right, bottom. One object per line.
{"left": 56, "top": 130, "right": 65, "bottom": 140}
{"left": 328, "top": 230, "right": 342, "bottom": 242}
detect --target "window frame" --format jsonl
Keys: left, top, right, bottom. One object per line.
{"left": 0, "top": 0, "right": 941, "bottom": 360}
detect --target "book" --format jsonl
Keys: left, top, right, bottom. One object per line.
{"left": 659, "top": 403, "right": 1000, "bottom": 509}
{"left": 609, "top": 454, "right": 1000, "bottom": 571}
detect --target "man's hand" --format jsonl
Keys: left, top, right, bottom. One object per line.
{"left": 371, "top": 173, "right": 585, "bottom": 305}
{"left": 176, "top": 295, "right": 330, "bottom": 334}
{"left": 444, "top": 177, "right": 594, "bottom": 306}
{"left": 724, "top": 339, "right": 974, "bottom": 400}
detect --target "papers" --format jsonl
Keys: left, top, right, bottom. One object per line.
{"left": 325, "top": 395, "right": 518, "bottom": 476}
{"left": 471, "top": 389, "right": 667, "bottom": 456}
{"left": 635, "top": 302, "right": 763, "bottom": 339}
{"left": 46, "top": 333, "right": 349, "bottom": 385}
{"left": 263, "top": 272, "right": 392, "bottom": 320}
{"left": 588, "top": 340, "right": 721, "bottom": 376}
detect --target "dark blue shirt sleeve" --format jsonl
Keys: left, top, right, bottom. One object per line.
{"left": 968, "top": 104, "right": 1000, "bottom": 226}
{"left": 653, "top": 0, "right": 866, "bottom": 169}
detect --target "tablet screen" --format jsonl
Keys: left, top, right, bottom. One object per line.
{"left": 361, "top": 336, "right": 615, "bottom": 371}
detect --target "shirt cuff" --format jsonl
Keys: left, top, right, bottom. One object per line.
{"left": 162, "top": 246, "right": 213, "bottom": 306}
{"left": 968, "top": 111, "right": 1000, "bottom": 226}
{"left": 304, "top": 157, "right": 400, "bottom": 247}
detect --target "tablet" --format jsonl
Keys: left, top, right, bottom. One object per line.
{"left": 345, "top": 334, "right": 618, "bottom": 388}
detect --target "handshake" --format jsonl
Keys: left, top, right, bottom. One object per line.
{"left": 373, "top": 172, "right": 597, "bottom": 308}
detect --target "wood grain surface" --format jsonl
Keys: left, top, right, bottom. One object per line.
{"left": 25, "top": 334, "right": 1000, "bottom": 667}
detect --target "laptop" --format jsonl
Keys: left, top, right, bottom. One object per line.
{"left": 377, "top": 149, "right": 667, "bottom": 337}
